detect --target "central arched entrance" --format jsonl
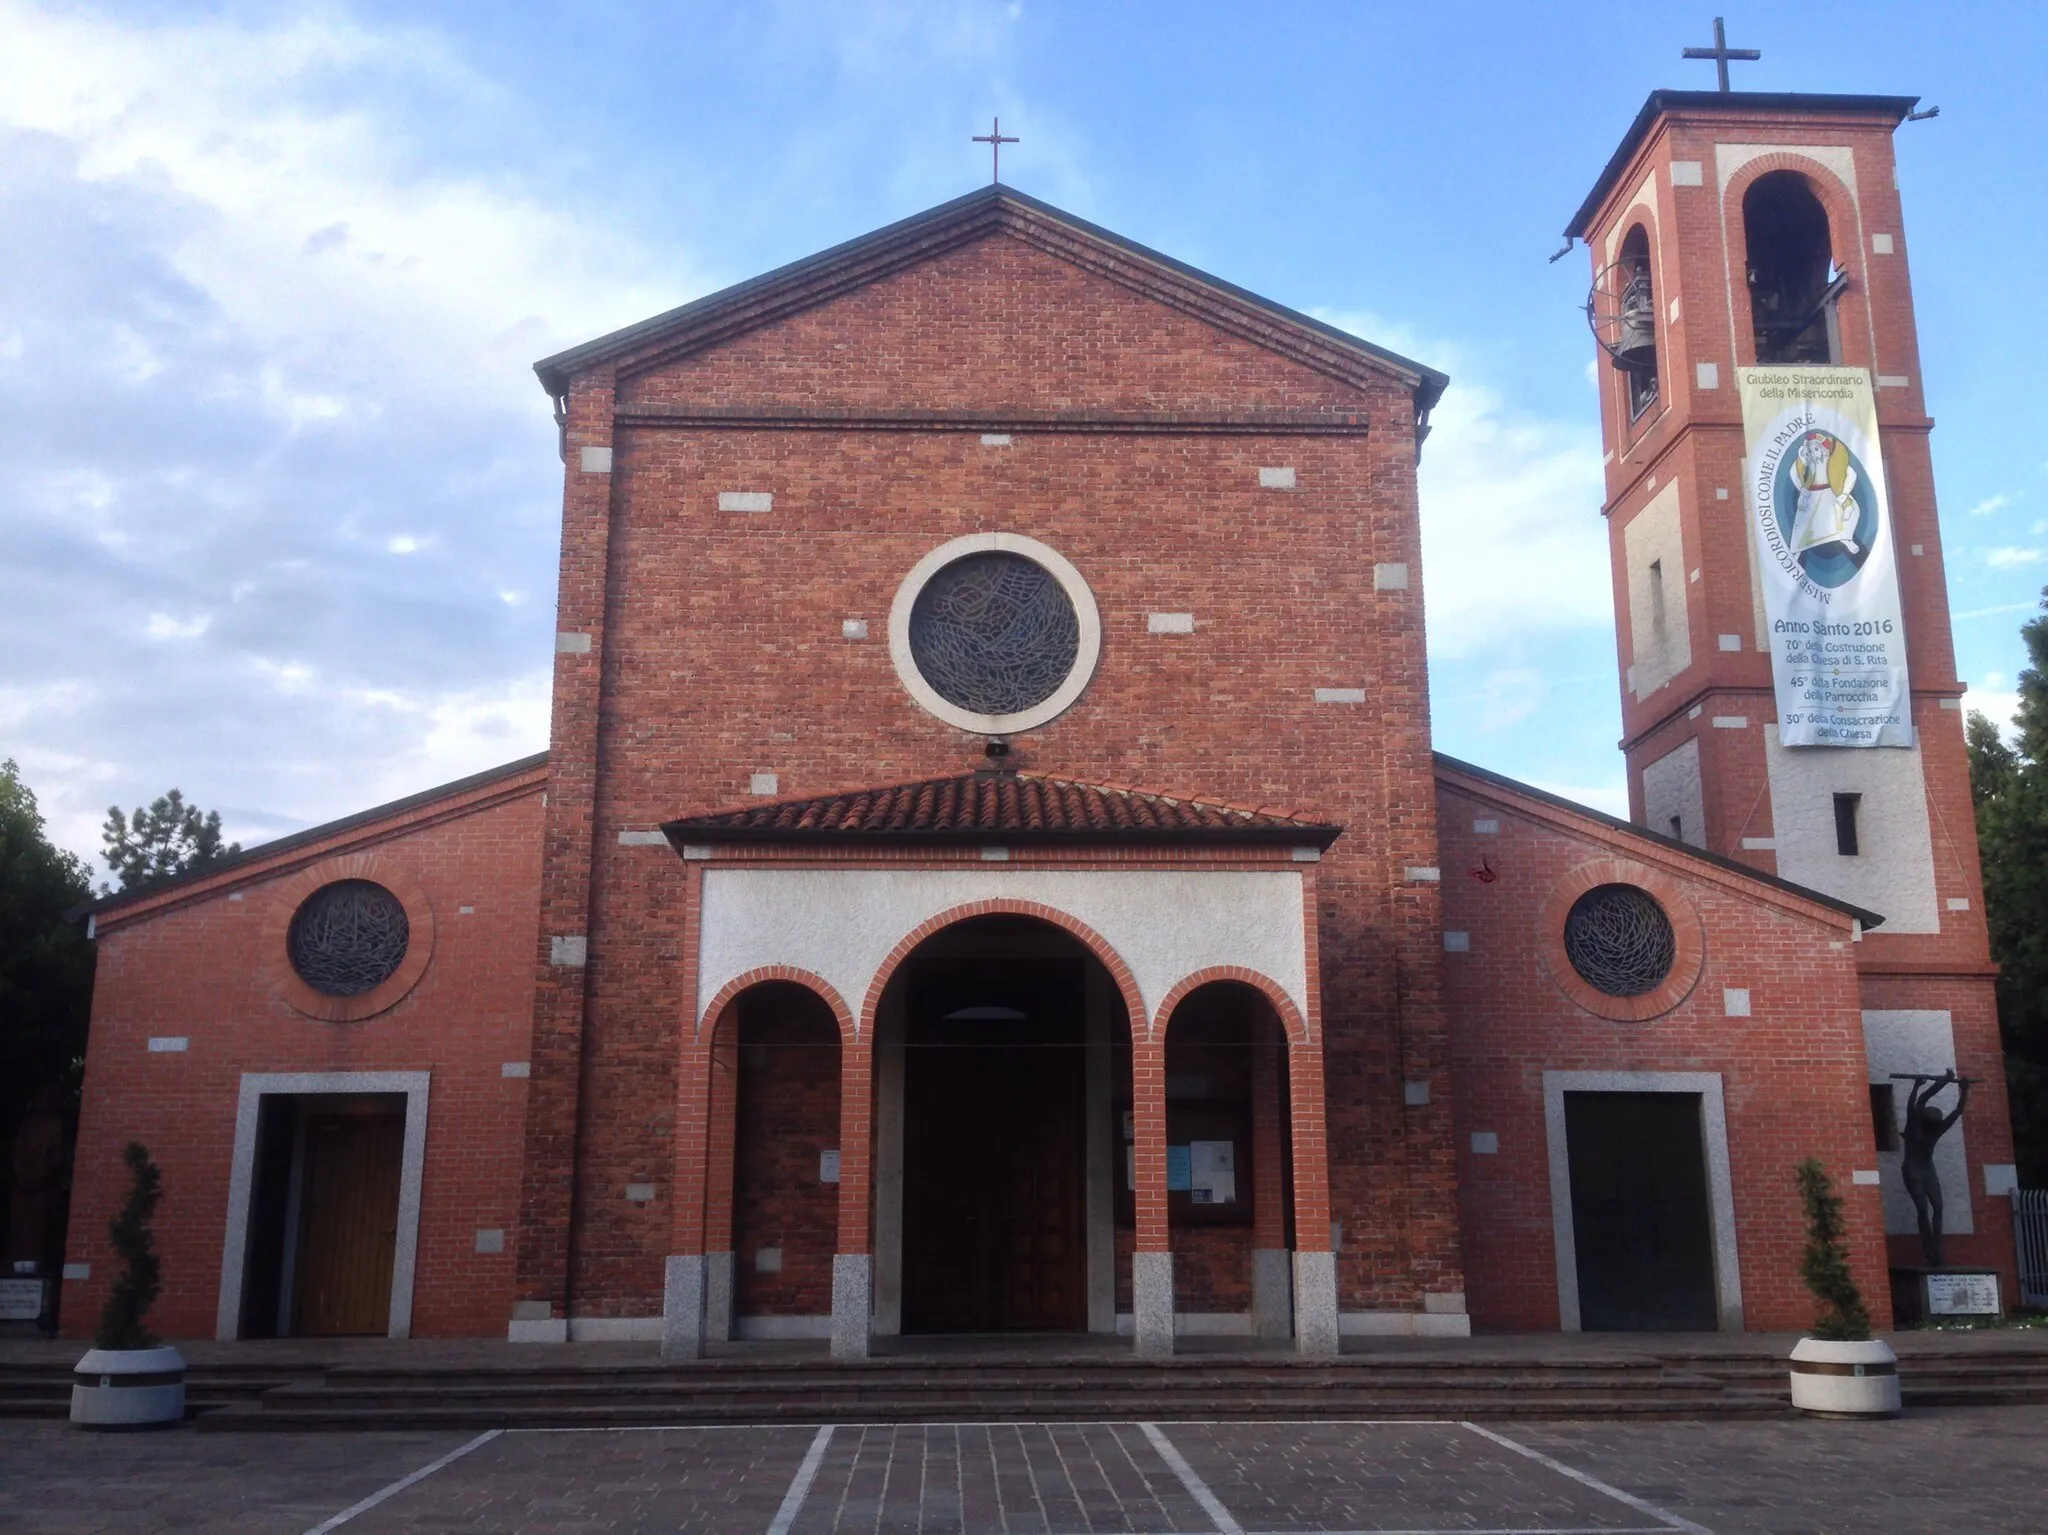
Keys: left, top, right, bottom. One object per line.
{"left": 872, "top": 914, "right": 1130, "bottom": 1335}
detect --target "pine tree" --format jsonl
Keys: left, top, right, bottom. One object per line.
{"left": 1795, "top": 1157, "right": 1872, "bottom": 1341}
{"left": 99, "top": 790, "right": 240, "bottom": 895}
{"left": 1966, "top": 585, "right": 2048, "bottom": 1183}
{"left": 95, "top": 1143, "right": 163, "bottom": 1351}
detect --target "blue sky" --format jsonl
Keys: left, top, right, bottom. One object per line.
{"left": 3, "top": 0, "right": 2044, "bottom": 867}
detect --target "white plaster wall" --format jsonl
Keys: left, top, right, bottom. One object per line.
{"left": 1624, "top": 482, "right": 1690, "bottom": 700}
{"left": 1641, "top": 737, "right": 1705, "bottom": 848}
{"left": 1764, "top": 725, "right": 1941, "bottom": 933}
{"left": 697, "top": 868, "right": 1307, "bottom": 1031}
{"left": 1862, "top": 1009, "right": 1972, "bottom": 1236}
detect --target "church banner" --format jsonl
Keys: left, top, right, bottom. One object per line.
{"left": 1739, "top": 366, "right": 1913, "bottom": 748}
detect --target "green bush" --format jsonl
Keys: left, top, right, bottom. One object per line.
{"left": 94, "top": 1143, "right": 162, "bottom": 1351}
{"left": 1796, "top": 1157, "right": 1872, "bottom": 1341}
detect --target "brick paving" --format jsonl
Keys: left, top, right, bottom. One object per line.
{"left": 8, "top": 1408, "right": 2048, "bottom": 1532}
{"left": 0, "top": 1424, "right": 463, "bottom": 1534}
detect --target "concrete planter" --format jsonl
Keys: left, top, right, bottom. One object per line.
{"left": 1788, "top": 1336, "right": 1900, "bottom": 1418}
{"left": 70, "top": 1345, "right": 187, "bottom": 1428}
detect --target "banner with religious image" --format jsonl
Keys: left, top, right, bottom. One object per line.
{"left": 1739, "top": 366, "right": 1913, "bottom": 748}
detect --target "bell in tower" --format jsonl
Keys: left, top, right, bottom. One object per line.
{"left": 1587, "top": 226, "right": 1660, "bottom": 418}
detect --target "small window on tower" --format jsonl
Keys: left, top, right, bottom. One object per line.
{"left": 1869, "top": 1083, "right": 1898, "bottom": 1151}
{"left": 1834, "top": 792, "right": 1862, "bottom": 856}
{"left": 1668, "top": 814, "right": 1684, "bottom": 842}
{"left": 1648, "top": 559, "right": 1666, "bottom": 631}
{"left": 1745, "top": 171, "right": 1845, "bottom": 365}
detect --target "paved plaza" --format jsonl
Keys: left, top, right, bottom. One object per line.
{"left": 7, "top": 1408, "right": 2048, "bottom": 1534}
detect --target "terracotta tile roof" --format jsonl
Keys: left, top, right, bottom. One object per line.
{"left": 662, "top": 772, "right": 1341, "bottom": 848}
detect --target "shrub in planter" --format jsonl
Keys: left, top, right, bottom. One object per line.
{"left": 1788, "top": 1157, "right": 1899, "bottom": 1418}
{"left": 70, "top": 1143, "right": 186, "bottom": 1429}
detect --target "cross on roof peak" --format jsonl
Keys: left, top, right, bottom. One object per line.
{"left": 1682, "top": 16, "right": 1761, "bottom": 92}
{"left": 973, "top": 117, "right": 1018, "bottom": 184}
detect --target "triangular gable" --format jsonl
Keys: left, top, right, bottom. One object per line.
{"left": 1434, "top": 752, "right": 1881, "bottom": 931}
{"left": 535, "top": 186, "right": 1446, "bottom": 414}
{"left": 85, "top": 752, "right": 549, "bottom": 931}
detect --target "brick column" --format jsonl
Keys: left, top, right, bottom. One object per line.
{"left": 831, "top": 1034, "right": 874, "bottom": 1359}
{"left": 1130, "top": 1033, "right": 1172, "bottom": 1355}
{"left": 1250, "top": 1032, "right": 1292, "bottom": 1338}
{"left": 661, "top": 1021, "right": 712, "bottom": 1359}
{"left": 511, "top": 370, "right": 617, "bottom": 1342}
{"left": 1286, "top": 1034, "right": 1338, "bottom": 1354}
{"left": 701, "top": 1026, "right": 739, "bottom": 1347}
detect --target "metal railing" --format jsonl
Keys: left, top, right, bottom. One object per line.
{"left": 2011, "top": 1189, "right": 2048, "bottom": 1308}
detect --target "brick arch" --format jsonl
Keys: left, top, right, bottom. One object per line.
{"left": 1154, "top": 966, "right": 1310, "bottom": 1046}
{"left": 697, "top": 966, "right": 856, "bottom": 1045}
{"left": 1720, "top": 153, "right": 1867, "bottom": 369}
{"left": 857, "top": 899, "right": 1147, "bottom": 1041}
{"left": 1601, "top": 210, "right": 1666, "bottom": 437}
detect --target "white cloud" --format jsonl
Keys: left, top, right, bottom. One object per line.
{"left": 1963, "top": 683, "right": 2021, "bottom": 745}
{"left": 144, "top": 612, "right": 211, "bottom": 640}
{"left": 0, "top": 3, "right": 681, "bottom": 416}
{"left": 1970, "top": 493, "right": 2012, "bottom": 516}
{"left": 1987, "top": 546, "right": 2042, "bottom": 568}
{"left": 1315, "top": 309, "right": 1611, "bottom": 661}
{"left": 0, "top": 1, "right": 683, "bottom": 865}
{"left": 1527, "top": 777, "right": 1631, "bottom": 820}
{"left": 1478, "top": 667, "right": 1551, "bottom": 733}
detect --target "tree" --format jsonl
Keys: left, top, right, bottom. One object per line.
{"left": 100, "top": 789, "right": 240, "bottom": 894}
{"left": 1795, "top": 1157, "right": 1872, "bottom": 1340}
{"left": 95, "top": 1143, "right": 163, "bottom": 1351}
{"left": 1966, "top": 585, "right": 2048, "bottom": 1184}
{"left": 0, "top": 760, "right": 96, "bottom": 1256}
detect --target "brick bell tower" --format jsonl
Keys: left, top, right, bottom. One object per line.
{"left": 1566, "top": 76, "right": 2020, "bottom": 1288}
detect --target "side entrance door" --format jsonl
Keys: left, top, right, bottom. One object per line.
{"left": 291, "top": 1107, "right": 405, "bottom": 1336}
{"left": 1565, "top": 1091, "right": 1718, "bottom": 1331}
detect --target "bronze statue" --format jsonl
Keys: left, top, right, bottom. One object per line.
{"left": 1894, "top": 1070, "right": 1974, "bottom": 1268}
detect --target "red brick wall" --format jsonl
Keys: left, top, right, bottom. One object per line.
{"left": 1437, "top": 771, "right": 1890, "bottom": 1333}
{"left": 527, "top": 224, "right": 1459, "bottom": 1322}
{"left": 729, "top": 987, "right": 841, "bottom": 1318}
{"left": 63, "top": 774, "right": 544, "bottom": 1340}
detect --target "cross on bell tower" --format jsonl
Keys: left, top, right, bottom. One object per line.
{"left": 1681, "top": 16, "right": 1761, "bottom": 92}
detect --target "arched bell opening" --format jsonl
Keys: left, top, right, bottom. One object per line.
{"left": 869, "top": 913, "right": 1131, "bottom": 1337}
{"left": 708, "top": 980, "right": 843, "bottom": 1340}
{"left": 1745, "top": 170, "right": 1844, "bottom": 365}
{"left": 1158, "top": 980, "right": 1297, "bottom": 1342}
{"left": 1615, "top": 224, "right": 1659, "bottom": 420}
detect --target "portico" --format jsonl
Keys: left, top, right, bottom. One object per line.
{"left": 655, "top": 770, "right": 1342, "bottom": 1359}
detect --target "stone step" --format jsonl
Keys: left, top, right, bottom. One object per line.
{"left": 196, "top": 1392, "right": 1791, "bottom": 1432}
{"left": 251, "top": 1379, "right": 1737, "bottom": 1416}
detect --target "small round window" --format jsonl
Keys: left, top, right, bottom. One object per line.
{"left": 908, "top": 552, "right": 1080, "bottom": 716}
{"left": 287, "top": 880, "right": 411, "bottom": 997}
{"left": 888, "top": 534, "right": 1101, "bottom": 734}
{"left": 1562, "top": 884, "right": 1676, "bottom": 998}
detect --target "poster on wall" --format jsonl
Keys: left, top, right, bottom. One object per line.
{"left": 1739, "top": 366, "right": 1913, "bottom": 748}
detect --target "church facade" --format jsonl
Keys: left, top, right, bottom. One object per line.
{"left": 61, "top": 89, "right": 2015, "bottom": 1352}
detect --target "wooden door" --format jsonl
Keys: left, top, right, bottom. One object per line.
{"left": 1565, "top": 1092, "right": 1717, "bottom": 1331}
{"left": 291, "top": 1108, "right": 404, "bottom": 1337}
{"left": 903, "top": 1039, "right": 1085, "bottom": 1332}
